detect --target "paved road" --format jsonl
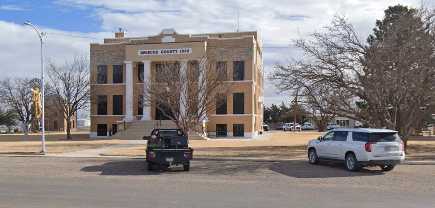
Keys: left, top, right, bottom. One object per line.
{"left": 0, "top": 157, "right": 434, "bottom": 208}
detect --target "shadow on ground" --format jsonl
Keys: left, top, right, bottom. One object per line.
{"left": 81, "top": 159, "right": 160, "bottom": 176}
{"left": 81, "top": 158, "right": 386, "bottom": 178}
{"left": 270, "top": 160, "right": 385, "bottom": 178}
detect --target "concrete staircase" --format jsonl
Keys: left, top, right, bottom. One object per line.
{"left": 111, "top": 120, "right": 207, "bottom": 140}
{"left": 112, "top": 120, "right": 177, "bottom": 140}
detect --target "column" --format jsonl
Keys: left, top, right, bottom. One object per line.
{"left": 179, "top": 60, "right": 188, "bottom": 119}
{"left": 124, "top": 61, "right": 134, "bottom": 121}
{"left": 198, "top": 59, "right": 208, "bottom": 136}
{"left": 142, "top": 60, "right": 151, "bottom": 120}
{"left": 198, "top": 58, "right": 207, "bottom": 121}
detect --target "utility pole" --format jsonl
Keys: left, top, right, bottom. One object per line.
{"left": 24, "top": 21, "right": 46, "bottom": 154}
{"left": 292, "top": 90, "right": 300, "bottom": 131}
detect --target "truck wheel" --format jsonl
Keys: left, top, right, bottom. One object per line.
{"left": 381, "top": 165, "right": 395, "bottom": 172}
{"left": 345, "top": 153, "right": 360, "bottom": 171}
{"left": 147, "top": 162, "right": 154, "bottom": 171}
{"left": 183, "top": 162, "right": 190, "bottom": 171}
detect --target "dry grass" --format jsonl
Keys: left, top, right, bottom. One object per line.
{"left": 102, "top": 134, "right": 435, "bottom": 160}
{"left": 0, "top": 140, "right": 123, "bottom": 154}
{"left": 0, "top": 131, "right": 91, "bottom": 142}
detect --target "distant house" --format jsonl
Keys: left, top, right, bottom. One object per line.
{"left": 44, "top": 96, "right": 77, "bottom": 132}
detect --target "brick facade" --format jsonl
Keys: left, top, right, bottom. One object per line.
{"left": 90, "top": 29, "right": 264, "bottom": 138}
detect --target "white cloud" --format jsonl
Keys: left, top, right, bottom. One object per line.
{"left": 0, "top": 4, "right": 28, "bottom": 11}
{"left": 0, "top": 21, "right": 108, "bottom": 78}
{"left": 2, "top": 0, "right": 431, "bottom": 106}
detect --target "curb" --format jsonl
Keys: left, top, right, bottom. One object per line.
{"left": 1, "top": 154, "right": 435, "bottom": 165}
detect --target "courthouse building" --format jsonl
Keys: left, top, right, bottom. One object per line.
{"left": 90, "top": 29, "right": 264, "bottom": 138}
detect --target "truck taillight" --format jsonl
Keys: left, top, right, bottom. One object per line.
{"left": 148, "top": 151, "right": 156, "bottom": 159}
{"left": 184, "top": 152, "right": 192, "bottom": 159}
{"left": 365, "top": 142, "right": 375, "bottom": 152}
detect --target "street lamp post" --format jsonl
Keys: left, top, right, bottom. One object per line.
{"left": 24, "top": 21, "right": 46, "bottom": 154}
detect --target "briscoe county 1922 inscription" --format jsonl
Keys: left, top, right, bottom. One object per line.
{"left": 138, "top": 48, "right": 192, "bottom": 56}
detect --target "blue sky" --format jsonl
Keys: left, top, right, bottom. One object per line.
{"left": 0, "top": 0, "right": 430, "bottom": 106}
{"left": 0, "top": 0, "right": 100, "bottom": 32}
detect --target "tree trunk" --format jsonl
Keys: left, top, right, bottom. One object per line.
{"left": 22, "top": 123, "right": 29, "bottom": 136}
{"left": 403, "top": 138, "right": 408, "bottom": 154}
{"left": 66, "top": 118, "right": 72, "bottom": 140}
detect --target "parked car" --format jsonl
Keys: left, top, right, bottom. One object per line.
{"left": 262, "top": 124, "right": 270, "bottom": 131}
{"left": 276, "top": 123, "right": 285, "bottom": 130}
{"left": 307, "top": 128, "right": 405, "bottom": 171}
{"left": 301, "top": 122, "right": 315, "bottom": 130}
{"left": 144, "top": 129, "right": 193, "bottom": 171}
{"left": 283, "top": 123, "right": 302, "bottom": 131}
{"left": 326, "top": 123, "right": 340, "bottom": 130}
{"left": 0, "top": 125, "right": 8, "bottom": 134}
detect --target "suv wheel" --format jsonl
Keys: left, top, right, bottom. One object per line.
{"left": 308, "top": 149, "right": 319, "bottom": 164}
{"left": 345, "top": 153, "right": 360, "bottom": 171}
{"left": 380, "top": 165, "right": 395, "bottom": 172}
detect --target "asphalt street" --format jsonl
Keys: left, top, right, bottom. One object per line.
{"left": 0, "top": 156, "right": 434, "bottom": 208}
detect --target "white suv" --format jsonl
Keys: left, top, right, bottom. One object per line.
{"left": 307, "top": 128, "right": 405, "bottom": 171}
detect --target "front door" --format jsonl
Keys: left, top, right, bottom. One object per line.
{"left": 112, "top": 124, "right": 118, "bottom": 135}
{"left": 317, "top": 131, "right": 334, "bottom": 158}
{"left": 328, "top": 131, "right": 349, "bottom": 159}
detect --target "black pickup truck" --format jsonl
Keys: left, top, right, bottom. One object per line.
{"left": 144, "top": 129, "right": 193, "bottom": 171}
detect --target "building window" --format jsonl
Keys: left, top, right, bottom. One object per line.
{"left": 216, "top": 61, "right": 227, "bottom": 80}
{"left": 233, "top": 93, "right": 244, "bottom": 114}
{"left": 97, "top": 65, "right": 108, "bottom": 84}
{"left": 156, "top": 63, "right": 179, "bottom": 82}
{"left": 215, "top": 94, "right": 227, "bottom": 114}
{"left": 138, "top": 63, "right": 144, "bottom": 82}
{"left": 189, "top": 61, "right": 200, "bottom": 81}
{"left": 233, "top": 61, "right": 244, "bottom": 81}
{"left": 112, "top": 65, "right": 123, "bottom": 83}
{"left": 216, "top": 124, "right": 227, "bottom": 137}
{"left": 155, "top": 102, "right": 173, "bottom": 120}
{"left": 53, "top": 120, "right": 58, "bottom": 130}
{"left": 233, "top": 124, "right": 244, "bottom": 137}
{"left": 97, "top": 95, "right": 107, "bottom": 115}
{"left": 138, "top": 95, "right": 143, "bottom": 115}
{"left": 112, "top": 95, "right": 123, "bottom": 115}
{"left": 97, "top": 124, "right": 107, "bottom": 136}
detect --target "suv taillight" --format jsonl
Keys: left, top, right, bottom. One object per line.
{"left": 364, "top": 142, "right": 375, "bottom": 152}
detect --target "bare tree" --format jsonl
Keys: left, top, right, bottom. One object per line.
{"left": 0, "top": 107, "right": 18, "bottom": 132}
{"left": 143, "top": 57, "right": 227, "bottom": 136}
{"left": 0, "top": 78, "right": 39, "bottom": 135}
{"left": 47, "top": 56, "right": 90, "bottom": 139}
{"left": 272, "top": 5, "right": 435, "bottom": 149}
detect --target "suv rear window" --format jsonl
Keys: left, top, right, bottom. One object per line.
{"left": 353, "top": 132, "right": 399, "bottom": 142}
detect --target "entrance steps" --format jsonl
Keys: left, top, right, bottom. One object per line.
{"left": 111, "top": 120, "right": 177, "bottom": 140}
{"left": 111, "top": 120, "right": 206, "bottom": 140}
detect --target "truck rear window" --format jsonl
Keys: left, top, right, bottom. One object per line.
{"left": 353, "top": 132, "right": 398, "bottom": 142}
